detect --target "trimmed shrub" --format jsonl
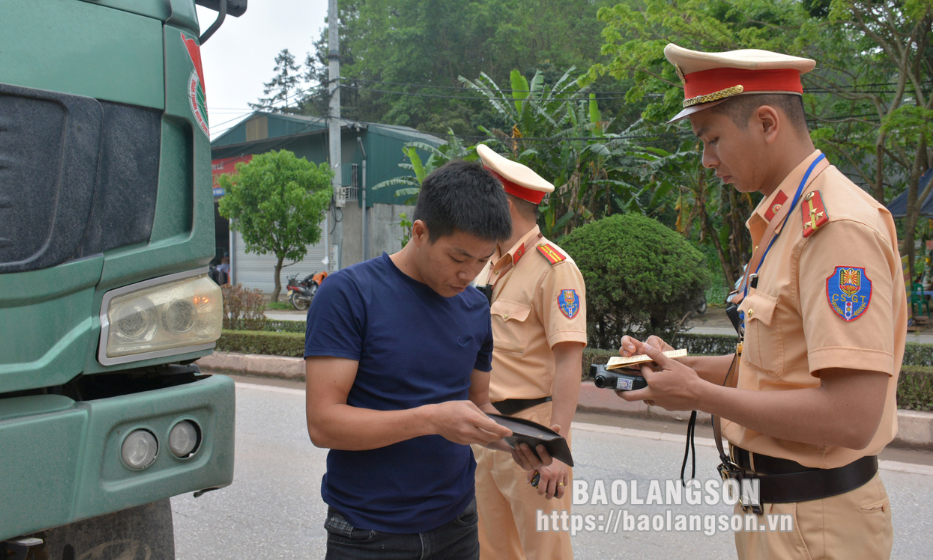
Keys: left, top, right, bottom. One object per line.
{"left": 216, "top": 330, "right": 305, "bottom": 357}
{"left": 225, "top": 318, "right": 307, "bottom": 333}
{"left": 561, "top": 213, "right": 711, "bottom": 348}
{"left": 899, "top": 367, "right": 933, "bottom": 411}
{"left": 212, "top": 332, "right": 933, "bottom": 411}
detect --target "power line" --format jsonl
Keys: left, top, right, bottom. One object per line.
{"left": 342, "top": 76, "right": 930, "bottom": 96}
{"left": 339, "top": 83, "right": 634, "bottom": 101}
{"left": 343, "top": 76, "right": 622, "bottom": 95}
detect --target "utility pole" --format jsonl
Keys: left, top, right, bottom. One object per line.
{"left": 357, "top": 137, "right": 367, "bottom": 261}
{"left": 327, "top": 0, "right": 342, "bottom": 270}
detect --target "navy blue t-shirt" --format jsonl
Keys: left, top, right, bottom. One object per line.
{"left": 304, "top": 253, "right": 494, "bottom": 533}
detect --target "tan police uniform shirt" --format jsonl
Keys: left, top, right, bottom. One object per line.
{"left": 723, "top": 150, "right": 908, "bottom": 469}
{"left": 485, "top": 225, "right": 588, "bottom": 402}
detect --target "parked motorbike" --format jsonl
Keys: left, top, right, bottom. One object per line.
{"left": 286, "top": 271, "right": 328, "bottom": 311}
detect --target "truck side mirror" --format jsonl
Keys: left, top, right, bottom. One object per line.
{"left": 195, "top": 0, "right": 247, "bottom": 44}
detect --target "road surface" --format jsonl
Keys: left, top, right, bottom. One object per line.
{"left": 172, "top": 378, "right": 933, "bottom": 559}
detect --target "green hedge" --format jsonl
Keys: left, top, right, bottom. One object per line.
{"left": 227, "top": 319, "right": 307, "bottom": 334}
{"left": 227, "top": 322, "right": 933, "bottom": 367}
{"left": 898, "top": 367, "right": 933, "bottom": 411}
{"left": 666, "top": 333, "right": 933, "bottom": 368}
{"left": 216, "top": 330, "right": 305, "bottom": 357}
{"left": 215, "top": 329, "right": 933, "bottom": 411}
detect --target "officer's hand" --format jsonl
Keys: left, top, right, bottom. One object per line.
{"left": 509, "top": 440, "right": 554, "bottom": 471}
{"left": 527, "top": 457, "right": 570, "bottom": 500}
{"left": 619, "top": 335, "right": 673, "bottom": 357}
{"left": 429, "top": 401, "right": 512, "bottom": 445}
{"left": 505, "top": 424, "right": 558, "bottom": 471}
{"left": 617, "top": 343, "right": 702, "bottom": 411}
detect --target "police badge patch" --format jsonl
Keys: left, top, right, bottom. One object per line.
{"left": 826, "top": 266, "right": 872, "bottom": 322}
{"left": 558, "top": 289, "right": 580, "bottom": 319}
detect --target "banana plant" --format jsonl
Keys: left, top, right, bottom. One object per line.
{"left": 372, "top": 131, "right": 476, "bottom": 202}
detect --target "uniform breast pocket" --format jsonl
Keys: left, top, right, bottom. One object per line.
{"left": 490, "top": 299, "right": 532, "bottom": 354}
{"left": 739, "top": 290, "right": 784, "bottom": 377}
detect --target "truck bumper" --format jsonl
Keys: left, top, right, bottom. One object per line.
{"left": 0, "top": 374, "right": 235, "bottom": 540}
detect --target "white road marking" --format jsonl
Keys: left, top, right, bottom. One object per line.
{"left": 573, "top": 422, "right": 933, "bottom": 476}
{"left": 572, "top": 421, "right": 716, "bottom": 448}
{"left": 235, "top": 381, "right": 305, "bottom": 397}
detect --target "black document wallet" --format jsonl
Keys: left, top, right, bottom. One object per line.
{"left": 486, "top": 413, "right": 574, "bottom": 467}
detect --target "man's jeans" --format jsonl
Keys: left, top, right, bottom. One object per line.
{"left": 324, "top": 498, "right": 480, "bottom": 560}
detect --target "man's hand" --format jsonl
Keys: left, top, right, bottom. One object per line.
{"left": 617, "top": 342, "right": 704, "bottom": 411}
{"left": 619, "top": 335, "right": 673, "bottom": 357}
{"left": 527, "top": 456, "right": 570, "bottom": 500}
{"left": 427, "top": 400, "right": 512, "bottom": 445}
{"left": 486, "top": 437, "right": 555, "bottom": 471}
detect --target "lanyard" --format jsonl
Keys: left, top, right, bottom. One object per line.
{"left": 742, "top": 153, "right": 827, "bottom": 299}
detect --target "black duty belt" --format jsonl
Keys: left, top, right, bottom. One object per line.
{"left": 492, "top": 397, "right": 551, "bottom": 416}
{"left": 728, "top": 446, "right": 878, "bottom": 505}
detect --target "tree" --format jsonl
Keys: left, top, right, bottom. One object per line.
{"left": 561, "top": 213, "right": 711, "bottom": 348}
{"left": 589, "top": 0, "right": 933, "bottom": 281}
{"left": 461, "top": 68, "right": 666, "bottom": 239}
{"left": 298, "top": 0, "right": 623, "bottom": 131}
{"left": 217, "top": 150, "right": 333, "bottom": 302}
{"left": 250, "top": 49, "right": 303, "bottom": 112}
{"left": 372, "top": 130, "right": 476, "bottom": 202}
{"left": 378, "top": 68, "right": 675, "bottom": 242}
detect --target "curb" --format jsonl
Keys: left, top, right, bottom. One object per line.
{"left": 197, "top": 352, "right": 933, "bottom": 449}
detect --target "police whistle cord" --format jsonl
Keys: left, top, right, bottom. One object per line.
{"left": 680, "top": 410, "right": 698, "bottom": 486}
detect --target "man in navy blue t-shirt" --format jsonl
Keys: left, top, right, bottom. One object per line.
{"left": 305, "top": 160, "right": 553, "bottom": 559}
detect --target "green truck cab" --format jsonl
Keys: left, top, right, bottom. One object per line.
{"left": 0, "top": 1, "right": 246, "bottom": 556}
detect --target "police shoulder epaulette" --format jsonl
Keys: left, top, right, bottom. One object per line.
{"left": 537, "top": 243, "right": 566, "bottom": 265}
{"left": 802, "top": 190, "right": 829, "bottom": 238}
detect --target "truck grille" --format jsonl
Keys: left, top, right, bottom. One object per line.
{"left": 0, "top": 82, "right": 160, "bottom": 274}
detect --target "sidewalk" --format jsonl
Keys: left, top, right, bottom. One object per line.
{"left": 265, "top": 310, "right": 306, "bottom": 322}
{"left": 198, "top": 351, "right": 933, "bottom": 449}
{"left": 267, "top": 308, "right": 933, "bottom": 344}
{"left": 687, "top": 308, "right": 933, "bottom": 343}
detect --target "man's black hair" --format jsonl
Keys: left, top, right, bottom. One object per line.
{"left": 413, "top": 159, "right": 512, "bottom": 243}
{"left": 710, "top": 94, "right": 808, "bottom": 132}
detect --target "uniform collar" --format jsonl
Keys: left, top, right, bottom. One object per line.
{"left": 746, "top": 150, "right": 823, "bottom": 240}
{"left": 492, "top": 225, "right": 541, "bottom": 272}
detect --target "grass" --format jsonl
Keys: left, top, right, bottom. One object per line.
{"left": 265, "top": 301, "right": 294, "bottom": 310}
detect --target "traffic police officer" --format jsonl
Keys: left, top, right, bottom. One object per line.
{"left": 619, "top": 44, "right": 906, "bottom": 559}
{"left": 473, "top": 144, "right": 587, "bottom": 560}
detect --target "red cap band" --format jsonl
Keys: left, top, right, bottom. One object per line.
{"left": 485, "top": 167, "right": 546, "bottom": 204}
{"left": 684, "top": 68, "right": 803, "bottom": 100}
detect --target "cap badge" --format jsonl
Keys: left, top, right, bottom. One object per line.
{"left": 683, "top": 84, "right": 744, "bottom": 108}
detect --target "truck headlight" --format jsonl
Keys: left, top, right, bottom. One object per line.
{"left": 99, "top": 270, "right": 223, "bottom": 365}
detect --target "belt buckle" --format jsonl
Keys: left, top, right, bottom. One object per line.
{"left": 718, "top": 461, "right": 763, "bottom": 515}
{"left": 718, "top": 460, "right": 741, "bottom": 482}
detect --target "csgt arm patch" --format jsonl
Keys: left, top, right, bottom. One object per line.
{"left": 826, "top": 266, "right": 872, "bottom": 322}
{"left": 558, "top": 289, "right": 580, "bottom": 319}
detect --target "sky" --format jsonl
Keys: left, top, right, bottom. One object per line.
{"left": 195, "top": 0, "right": 329, "bottom": 138}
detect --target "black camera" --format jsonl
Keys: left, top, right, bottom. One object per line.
{"left": 590, "top": 364, "right": 648, "bottom": 391}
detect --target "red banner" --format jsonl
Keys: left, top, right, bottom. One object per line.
{"left": 212, "top": 155, "right": 253, "bottom": 187}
